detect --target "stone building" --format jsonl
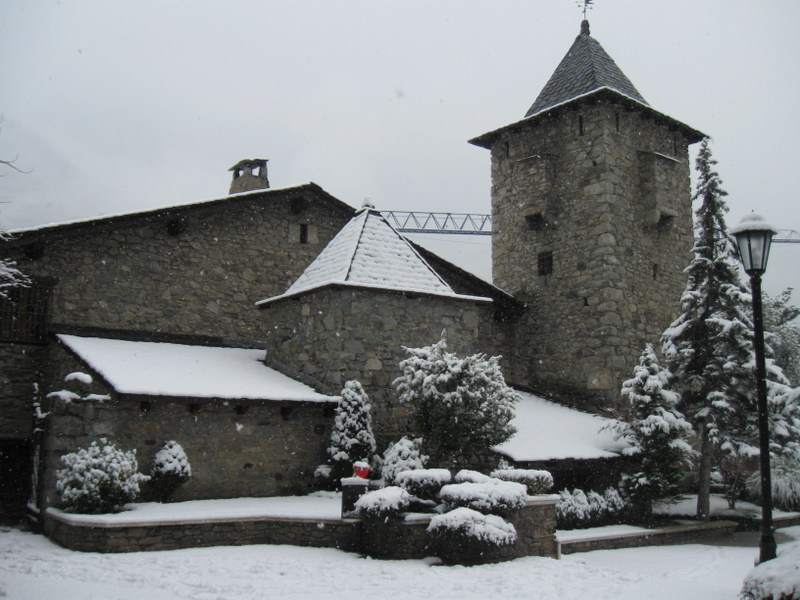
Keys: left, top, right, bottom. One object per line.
{"left": 0, "top": 20, "right": 702, "bottom": 523}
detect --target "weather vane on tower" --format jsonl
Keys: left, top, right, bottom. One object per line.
{"left": 577, "top": 0, "right": 594, "bottom": 19}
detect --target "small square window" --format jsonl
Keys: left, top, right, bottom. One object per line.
{"left": 538, "top": 251, "right": 553, "bottom": 276}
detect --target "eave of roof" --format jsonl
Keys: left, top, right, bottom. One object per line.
{"left": 469, "top": 86, "right": 705, "bottom": 149}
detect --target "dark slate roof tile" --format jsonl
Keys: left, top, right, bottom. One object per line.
{"left": 525, "top": 20, "right": 648, "bottom": 118}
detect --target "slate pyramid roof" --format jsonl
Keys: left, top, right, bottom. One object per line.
{"left": 257, "top": 207, "right": 490, "bottom": 304}
{"left": 470, "top": 20, "right": 704, "bottom": 148}
{"left": 525, "top": 20, "right": 647, "bottom": 117}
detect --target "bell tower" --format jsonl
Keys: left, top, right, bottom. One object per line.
{"left": 470, "top": 20, "right": 704, "bottom": 407}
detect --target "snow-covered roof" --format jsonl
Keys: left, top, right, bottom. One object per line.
{"left": 493, "top": 391, "right": 626, "bottom": 461}
{"left": 57, "top": 334, "right": 338, "bottom": 403}
{"left": 257, "top": 208, "right": 491, "bottom": 305}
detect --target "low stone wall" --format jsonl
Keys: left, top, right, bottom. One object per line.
{"left": 44, "top": 510, "right": 361, "bottom": 554}
{"left": 42, "top": 496, "right": 560, "bottom": 560}
{"left": 558, "top": 519, "right": 738, "bottom": 555}
{"left": 360, "top": 496, "right": 559, "bottom": 561}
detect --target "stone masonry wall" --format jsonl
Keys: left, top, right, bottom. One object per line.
{"left": 259, "top": 286, "right": 505, "bottom": 440}
{"left": 37, "top": 343, "right": 335, "bottom": 511}
{"left": 0, "top": 342, "right": 45, "bottom": 439}
{"left": 490, "top": 100, "right": 695, "bottom": 407}
{"left": 5, "top": 187, "right": 352, "bottom": 342}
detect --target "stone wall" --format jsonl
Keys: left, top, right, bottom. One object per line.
{"left": 37, "top": 343, "right": 336, "bottom": 511}
{"left": 5, "top": 186, "right": 353, "bottom": 342}
{"left": 0, "top": 342, "right": 44, "bottom": 439}
{"left": 488, "top": 100, "right": 695, "bottom": 406}
{"left": 259, "top": 286, "right": 506, "bottom": 439}
{"left": 44, "top": 511, "right": 361, "bottom": 554}
{"left": 42, "top": 495, "right": 559, "bottom": 560}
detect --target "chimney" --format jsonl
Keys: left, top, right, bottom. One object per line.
{"left": 229, "top": 159, "right": 269, "bottom": 194}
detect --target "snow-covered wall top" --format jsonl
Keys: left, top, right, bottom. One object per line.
{"left": 57, "top": 335, "right": 339, "bottom": 403}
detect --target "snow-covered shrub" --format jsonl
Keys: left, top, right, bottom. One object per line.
{"left": 609, "top": 344, "right": 694, "bottom": 517}
{"left": 556, "top": 487, "right": 630, "bottom": 530}
{"left": 395, "top": 468, "right": 451, "bottom": 501}
{"left": 47, "top": 371, "right": 111, "bottom": 404}
{"left": 454, "top": 469, "right": 495, "bottom": 484}
{"left": 354, "top": 486, "right": 411, "bottom": 521}
{"left": 381, "top": 437, "right": 427, "bottom": 485}
{"left": 491, "top": 468, "right": 553, "bottom": 495}
{"left": 746, "top": 455, "right": 800, "bottom": 511}
{"left": 328, "top": 380, "right": 377, "bottom": 481}
{"left": 56, "top": 438, "right": 149, "bottom": 514}
{"left": 439, "top": 480, "right": 528, "bottom": 516}
{"left": 394, "top": 333, "right": 519, "bottom": 465}
{"left": 149, "top": 441, "right": 192, "bottom": 502}
{"left": 739, "top": 541, "right": 800, "bottom": 600}
{"left": 428, "top": 507, "right": 516, "bottom": 565}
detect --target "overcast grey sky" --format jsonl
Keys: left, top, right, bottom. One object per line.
{"left": 1, "top": 0, "right": 798, "bottom": 294}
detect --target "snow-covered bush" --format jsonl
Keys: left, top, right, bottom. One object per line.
{"left": 354, "top": 486, "right": 411, "bottom": 521}
{"left": 439, "top": 480, "right": 528, "bottom": 516}
{"left": 381, "top": 437, "right": 427, "bottom": 485}
{"left": 428, "top": 507, "right": 516, "bottom": 565}
{"left": 328, "top": 380, "right": 377, "bottom": 481}
{"left": 394, "top": 333, "right": 519, "bottom": 465}
{"left": 491, "top": 468, "right": 553, "bottom": 495}
{"left": 395, "top": 468, "right": 451, "bottom": 501}
{"left": 739, "top": 541, "right": 800, "bottom": 600}
{"left": 149, "top": 441, "right": 192, "bottom": 502}
{"left": 609, "top": 344, "right": 694, "bottom": 517}
{"left": 454, "top": 469, "right": 495, "bottom": 484}
{"left": 556, "top": 487, "right": 630, "bottom": 530}
{"left": 56, "top": 438, "right": 149, "bottom": 514}
{"left": 746, "top": 455, "right": 800, "bottom": 511}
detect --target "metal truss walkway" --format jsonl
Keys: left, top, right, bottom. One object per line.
{"left": 384, "top": 210, "right": 799, "bottom": 243}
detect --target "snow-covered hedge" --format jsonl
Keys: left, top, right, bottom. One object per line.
{"left": 439, "top": 480, "right": 528, "bottom": 515}
{"left": 428, "top": 507, "right": 516, "bottom": 565}
{"left": 453, "top": 469, "right": 495, "bottom": 484}
{"left": 149, "top": 441, "right": 192, "bottom": 502}
{"left": 56, "top": 438, "right": 149, "bottom": 514}
{"left": 395, "top": 468, "right": 451, "bottom": 500}
{"left": 381, "top": 437, "right": 427, "bottom": 485}
{"left": 490, "top": 468, "right": 553, "bottom": 495}
{"left": 739, "top": 541, "right": 800, "bottom": 600}
{"left": 354, "top": 486, "right": 411, "bottom": 521}
{"left": 555, "top": 487, "right": 630, "bottom": 530}
{"left": 747, "top": 455, "right": 800, "bottom": 511}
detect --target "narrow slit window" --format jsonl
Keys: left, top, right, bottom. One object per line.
{"left": 538, "top": 251, "right": 554, "bottom": 276}
{"left": 299, "top": 223, "right": 309, "bottom": 244}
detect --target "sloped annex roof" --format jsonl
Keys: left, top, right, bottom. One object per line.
{"left": 525, "top": 20, "right": 647, "bottom": 118}
{"left": 257, "top": 207, "right": 492, "bottom": 305}
{"left": 57, "top": 334, "right": 338, "bottom": 403}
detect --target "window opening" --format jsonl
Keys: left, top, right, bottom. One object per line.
{"left": 538, "top": 251, "right": 554, "bottom": 276}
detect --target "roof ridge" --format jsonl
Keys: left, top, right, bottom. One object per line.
{"left": 342, "top": 208, "right": 371, "bottom": 283}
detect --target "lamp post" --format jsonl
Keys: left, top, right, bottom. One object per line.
{"left": 731, "top": 213, "right": 778, "bottom": 563}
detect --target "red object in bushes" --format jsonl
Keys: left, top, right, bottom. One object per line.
{"left": 353, "top": 463, "right": 370, "bottom": 478}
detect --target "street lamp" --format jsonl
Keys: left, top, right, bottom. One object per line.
{"left": 731, "top": 212, "right": 778, "bottom": 563}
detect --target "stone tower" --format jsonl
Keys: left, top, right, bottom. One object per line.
{"left": 470, "top": 20, "right": 704, "bottom": 408}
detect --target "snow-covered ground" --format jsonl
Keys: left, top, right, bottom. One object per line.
{"left": 2, "top": 524, "right": 797, "bottom": 600}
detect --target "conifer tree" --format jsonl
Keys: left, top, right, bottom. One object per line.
{"left": 611, "top": 344, "right": 694, "bottom": 518}
{"left": 394, "top": 332, "right": 518, "bottom": 466}
{"left": 328, "top": 380, "right": 376, "bottom": 480}
{"left": 661, "top": 138, "right": 758, "bottom": 519}
{"left": 662, "top": 138, "right": 800, "bottom": 517}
